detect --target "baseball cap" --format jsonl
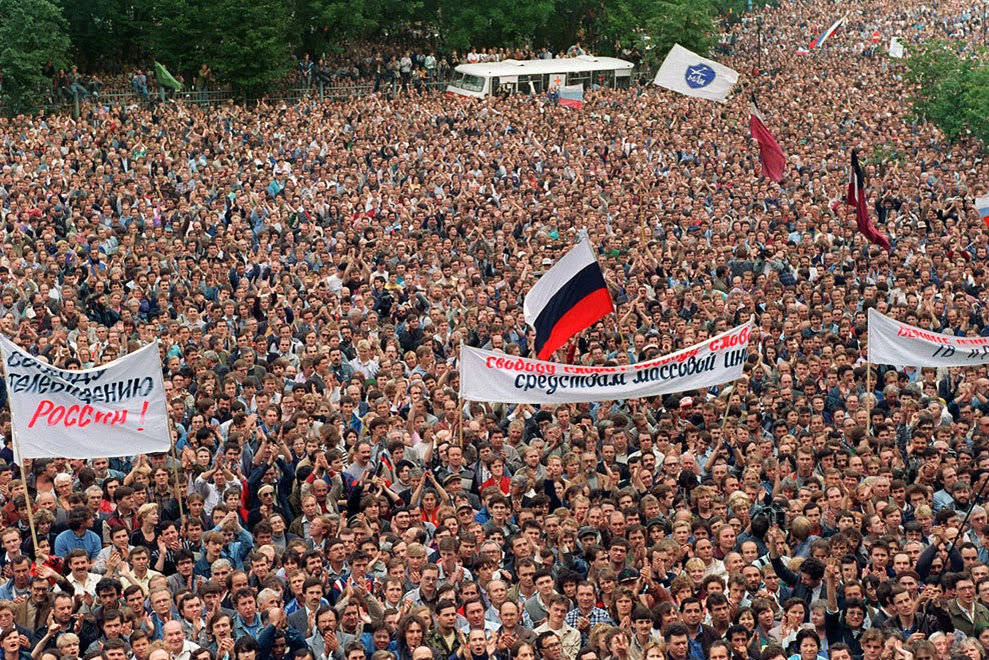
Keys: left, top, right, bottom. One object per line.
{"left": 618, "top": 568, "right": 640, "bottom": 582}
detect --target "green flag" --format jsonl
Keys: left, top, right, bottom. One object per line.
{"left": 154, "top": 61, "right": 183, "bottom": 90}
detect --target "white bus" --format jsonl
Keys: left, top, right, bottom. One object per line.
{"left": 445, "top": 55, "right": 635, "bottom": 98}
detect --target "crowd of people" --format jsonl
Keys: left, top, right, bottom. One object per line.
{"left": 1, "top": 2, "right": 989, "bottom": 660}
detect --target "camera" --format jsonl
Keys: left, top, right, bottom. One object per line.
{"left": 752, "top": 500, "right": 787, "bottom": 528}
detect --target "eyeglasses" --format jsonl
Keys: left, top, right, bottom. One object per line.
{"left": 541, "top": 642, "right": 562, "bottom": 651}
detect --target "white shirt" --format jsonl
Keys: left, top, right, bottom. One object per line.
{"left": 63, "top": 571, "right": 101, "bottom": 597}
{"left": 172, "top": 640, "right": 202, "bottom": 660}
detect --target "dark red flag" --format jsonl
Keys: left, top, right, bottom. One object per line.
{"left": 749, "top": 103, "right": 786, "bottom": 182}
{"left": 847, "top": 150, "right": 891, "bottom": 251}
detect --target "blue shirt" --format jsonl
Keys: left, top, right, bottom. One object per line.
{"left": 54, "top": 529, "right": 102, "bottom": 559}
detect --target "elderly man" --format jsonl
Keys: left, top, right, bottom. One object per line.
{"left": 163, "top": 620, "right": 201, "bottom": 660}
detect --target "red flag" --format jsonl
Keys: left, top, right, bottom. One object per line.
{"left": 847, "top": 151, "right": 891, "bottom": 251}
{"left": 749, "top": 103, "right": 786, "bottom": 182}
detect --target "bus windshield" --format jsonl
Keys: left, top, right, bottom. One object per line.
{"left": 451, "top": 73, "right": 485, "bottom": 93}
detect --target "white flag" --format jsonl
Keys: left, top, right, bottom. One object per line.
{"left": 889, "top": 37, "right": 904, "bottom": 59}
{"left": 653, "top": 44, "right": 739, "bottom": 103}
{"left": 1, "top": 338, "right": 170, "bottom": 460}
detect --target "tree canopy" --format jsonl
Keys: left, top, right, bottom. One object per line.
{"left": 904, "top": 41, "right": 989, "bottom": 147}
{"left": 0, "top": 0, "right": 70, "bottom": 112}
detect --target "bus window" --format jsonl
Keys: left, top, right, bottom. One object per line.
{"left": 568, "top": 72, "right": 591, "bottom": 88}
{"left": 518, "top": 75, "right": 543, "bottom": 94}
{"left": 594, "top": 70, "right": 616, "bottom": 88}
{"left": 615, "top": 74, "right": 631, "bottom": 90}
{"left": 461, "top": 74, "right": 485, "bottom": 93}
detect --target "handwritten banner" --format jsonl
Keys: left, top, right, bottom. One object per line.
{"left": 460, "top": 321, "right": 752, "bottom": 404}
{"left": 1, "top": 337, "right": 170, "bottom": 460}
{"left": 868, "top": 308, "right": 989, "bottom": 366}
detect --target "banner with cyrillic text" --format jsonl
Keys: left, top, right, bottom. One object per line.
{"left": 460, "top": 322, "right": 752, "bottom": 404}
{"left": 867, "top": 308, "right": 989, "bottom": 366}
{"left": 0, "top": 337, "right": 170, "bottom": 460}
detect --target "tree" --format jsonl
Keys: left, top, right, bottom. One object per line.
{"left": 291, "top": 0, "right": 420, "bottom": 56}
{"left": 905, "top": 41, "right": 989, "bottom": 145}
{"left": 0, "top": 0, "right": 70, "bottom": 112}
{"left": 427, "top": 0, "right": 555, "bottom": 51}
{"left": 149, "top": 0, "right": 212, "bottom": 73}
{"left": 147, "top": 0, "right": 294, "bottom": 95}
{"left": 645, "top": 0, "right": 716, "bottom": 66}
{"left": 61, "top": 0, "right": 153, "bottom": 70}
{"left": 204, "top": 0, "right": 293, "bottom": 95}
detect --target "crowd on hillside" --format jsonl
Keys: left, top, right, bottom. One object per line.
{"left": 1, "top": 2, "right": 989, "bottom": 660}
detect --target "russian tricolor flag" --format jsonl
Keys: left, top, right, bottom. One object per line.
{"left": 809, "top": 14, "right": 847, "bottom": 49}
{"left": 977, "top": 195, "right": 989, "bottom": 228}
{"left": 559, "top": 84, "right": 583, "bottom": 109}
{"left": 524, "top": 239, "right": 615, "bottom": 361}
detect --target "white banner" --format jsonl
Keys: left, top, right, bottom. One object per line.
{"left": 867, "top": 308, "right": 989, "bottom": 366}
{"left": 461, "top": 322, "right": 752, "bottom": 404}
{"left": 1, "top": 338, "right": 170, "bottom": 460}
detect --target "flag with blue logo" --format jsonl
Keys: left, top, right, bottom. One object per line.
{"left": 653, "top": 44, "right": 739, "bottom": 104}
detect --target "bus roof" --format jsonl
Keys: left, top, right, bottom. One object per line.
{"left": 452, "top": 55, "right": 634, "bottom": 77}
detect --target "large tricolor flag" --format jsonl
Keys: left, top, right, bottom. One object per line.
{"left": 524, "top": 238, "right": 615, "bottom": 361}
{"left": 977, "top": 195, "right": 989, "bottom": 228}
{"left": 559, "top": 84, "right": 583, "bottom": 109}
{"left": 749, "top": 101, "right": 786, "bottom": 182}
{"left": 847, "top": 150, "right": 891, "bottom": 251}
{"left": 809, "top": 14, "right": 847, "bottom": 49}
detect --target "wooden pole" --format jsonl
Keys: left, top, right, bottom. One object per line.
{"left": 169, "top": 426, "right": 186, "bottom": 523}
{"left": 866, "top": 362, "right": 873, "bottom": 438}
{"left": 11, "top": 431, "right": 39, "bottom": 555}
{"left": 614, "top": 312, "right": 630, "bottom": 363}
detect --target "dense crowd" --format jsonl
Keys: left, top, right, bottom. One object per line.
{"left": 1, "top": 2, "right": 989, "bottom": 660}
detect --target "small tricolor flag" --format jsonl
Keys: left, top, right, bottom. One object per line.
{"left": 559, "top": 84, "right": 583, "bottom": 109}
{"left": 976, "top": 195, "right": 989, "bottom": 228}
{"left": 809, "top": 14, "right": 847, "bottom": 49}
{"left": 523, "top": 238, "right": 615, "bottom": 361}
{"left": 847, "top": 151, "right": 891, "bottom": 252}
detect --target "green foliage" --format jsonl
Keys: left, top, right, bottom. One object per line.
{"left": 0, "top": 0, "right": 70, "bottom": 112}
{"left": 291, "top": 0, "right": 421, "bottom": 56}
{"left": 645, "top": 0, "right": 716, "bottom": 65}
{"left": 905, "top": 40, "right": 989, "bottom": 146}
{"left": 149, "top": 0, "right": 210, "bottom": 73}
{"left": 61, "top": 0, "right": 151, "bottom": 70}
{"left": 148, "top": 0, "right": 292, "bottom": 94}
{"left": 204, "top": 0, "right": 293, "bottom": 94}
{"left": 425, "top": 0, "right": 555, "bottom": 52}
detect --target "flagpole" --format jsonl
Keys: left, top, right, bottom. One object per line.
{"left": 457, "top": 345, "right": 465, "bottom": 448}
{"left": 10, "top": 430, "right": 40, "bottom": 556}
{"left": 638, "top": 173, "right": 647, "bottom": 244}
{"left": 866, "top": 362, "right": 873, "bottom": 438}
{"left": 169, "top": 425, "right": 186, "bottom": 523}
